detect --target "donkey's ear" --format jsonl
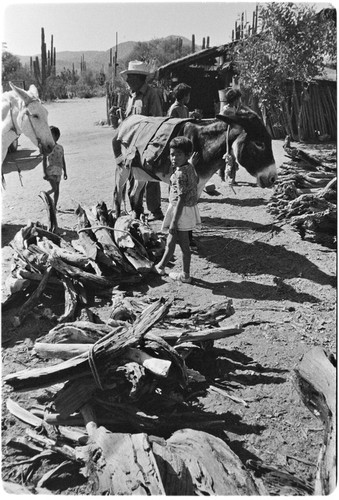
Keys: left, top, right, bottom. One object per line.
{"left": 28, "top": 85, "right": 40, "bottom": 100}
{"left": 216, "top": 111, "right": 263, "bottom": 136}
{"left": 9, "top": 82, "right": 36, "bottom": 105}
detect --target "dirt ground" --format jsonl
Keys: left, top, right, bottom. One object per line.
{"left": 1, "top": 97, "right": 336, "bottom": 494}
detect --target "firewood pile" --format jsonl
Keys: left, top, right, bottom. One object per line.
{"left": 4, "top": 296, "right": 272, "bottom": 495}
{"left": 3, "top": 197, "right": 166, "bottom": 326}
{"left": 267, "top": 139, "right": 336, "bottom": 248}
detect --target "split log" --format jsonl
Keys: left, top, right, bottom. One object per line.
{"left": 176, "top": 324, "right": 243, "bottom": 343}
{"left": 113, "top": 215, "right": 154, "bottom": 273}
{"left": 39, "top": 190, "right": 58, "bottom": 233}
{"left": 54, "top": 377, "right": 99, "bottom": 417}
{"left": 151, "top": 428, "right": 261, "bottom": 495}
{"left": 58, "top": 277, "right": 79, "bottom": 323}
{"left": 33, "top": 342, "right": 172, "bottom": 377}
{"left": 13, "top": 266, "right": 53, "bottom": 325}
{"left": 40, "top": 321, "right": 114, "bottom": 344}
{"left": 37, "top": 237, "right": 92, "bottom": 269}
{"left": 49, "top": 255, "right": 142, "bottom": 288}
{"left": 25, "top": 428, "right": 77, "bottom": 461}
{"left": 83, "top": 204, "right": 135, "bottom": 274}
{"left": 75, "top": 204, "right": 118, "bottom": 270}
{"left": 37, "top": 461, "right": 76, "bottom": 489}
{"left": 293, "top": 347, "right": 336, "bottom": 495}
{"left": 6, "top": 398, "right": 86, "bottom": 444}
{"left": 165, "top": 298, "right": 235, "bottom": 326}
{"left": 78, "top": 430, "right": 166, "bottom": 495}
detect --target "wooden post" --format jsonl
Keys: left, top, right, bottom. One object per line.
{"left": 192, "top": 34, "right": 195, "bottom": 53}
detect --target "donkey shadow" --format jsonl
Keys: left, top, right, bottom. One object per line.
{"left": 196, "top": 232, "right": 334, "bottom": 288}
{"left": 3, "top": 148, "right": 42, "bottom": 174}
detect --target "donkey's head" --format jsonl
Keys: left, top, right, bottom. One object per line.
{"left": 217, "top": 110, "right": 277, "bottom": 188}
{"left": 10, "top": 82, "right": 55, "bottom": 156}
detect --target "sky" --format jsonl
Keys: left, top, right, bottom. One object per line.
{"left": 2, "top": 1, "right": 331, "bottom": 57}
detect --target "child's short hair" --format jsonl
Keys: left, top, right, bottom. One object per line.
{"left": 225, "top": 88, "right": 242, "bottom": 105}
{"left": 50, "top": 126, "right": 60, "bottom": 141}
{"left": 173, "top": 83, "right": 191, "bottom": 101}
{"left": 170, "top": 136, "right": 192, "bottom": 156}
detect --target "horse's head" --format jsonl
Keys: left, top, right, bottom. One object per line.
{"left": 216, "top": 110, "right": 277, "bottom": 188}
{"left": 10, "top": 82, "right": 55, "bottom": 156}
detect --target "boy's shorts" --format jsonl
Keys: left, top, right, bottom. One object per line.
{"left": 46, "top": 174, "right": 61, "bottom": 182}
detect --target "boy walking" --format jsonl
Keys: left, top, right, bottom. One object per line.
{"left": 43, "top": 126, "right": 67, "bottom": 209}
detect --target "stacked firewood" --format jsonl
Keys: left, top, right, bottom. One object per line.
{"left": 267, "top": 140, "right": 336, "bottom": 247}
{"left": 4, "top": 297, "right": 268, "bottom": 495}
{"left": 3, "top": 199, "right": 166, "bottom": 326}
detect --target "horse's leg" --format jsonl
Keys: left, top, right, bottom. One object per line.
{"left": 113, "top": 165, "right": 129, "bottom": 217}
{"left": 129, "top": 178, "right": 146, "bottom": 219}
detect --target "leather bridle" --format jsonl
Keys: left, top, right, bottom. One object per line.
{"left": 10, "top": 99, "right": 42, "bottom": 149}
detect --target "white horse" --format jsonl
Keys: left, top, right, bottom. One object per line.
{"left": 2, "top": 82, "right": 55, "bottom": 165}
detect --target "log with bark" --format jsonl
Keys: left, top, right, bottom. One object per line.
{"left": 151, "top": 428, "right": 261, "bottom": 495}
{"left": 293, "top": 347, "right": 336, "bottom": 495}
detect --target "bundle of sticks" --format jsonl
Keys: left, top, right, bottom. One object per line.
{"left": 267, "top": 141, "right": 336, "bottom": 247}
{"left": 4, "top": 297, "right": 261, "bottom": 494}
{"left": 3, "top": 199, "right": 166, "bottom": 325}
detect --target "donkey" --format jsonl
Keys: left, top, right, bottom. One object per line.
{"left": 2, "top": 82, "right": 55, "bottom": 165}
{"left": 112, "top": 109, "right": 277, "bottom": 218}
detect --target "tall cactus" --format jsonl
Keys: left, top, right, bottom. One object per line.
{"left": 32, "top": 27, "right": 56, "bottom": 98}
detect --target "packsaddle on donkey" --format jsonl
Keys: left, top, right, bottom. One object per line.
{"left": 112, "top": 109, "right": 277, "bottom": 218}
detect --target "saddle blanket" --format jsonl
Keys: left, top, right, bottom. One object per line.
{"left": 117, "top": 115, "right": 194, "bottom": 179}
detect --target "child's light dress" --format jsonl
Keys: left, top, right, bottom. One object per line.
{"left": 162, "top": 162, "right": 201, "bottom": 232}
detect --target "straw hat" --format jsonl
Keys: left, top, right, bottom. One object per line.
{"left": 121, "top": 60, "right": 150, "bottom": 76}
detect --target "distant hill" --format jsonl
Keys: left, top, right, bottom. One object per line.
{"left": 17, "top": 36, "right": 196, "bottom": 74}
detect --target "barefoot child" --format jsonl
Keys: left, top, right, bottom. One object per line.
{"left": 43, "top": 126, "right": 67, "bottom": 209}
{"left": 154, "top": 136, "right": 200, "bottom": 283}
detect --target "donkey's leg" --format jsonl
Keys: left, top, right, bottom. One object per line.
{"left": 113, "top": 165, "right": 129, "bottom": 217}
{"left": 129, "top": 178, "right": 146, "bottom": 219}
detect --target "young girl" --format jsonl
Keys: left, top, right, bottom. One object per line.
{"left": 154, "top": 136, "right": 200, "bottom": 283}
{"left": 43, "top": 126, "right": 67, "bottom": 209}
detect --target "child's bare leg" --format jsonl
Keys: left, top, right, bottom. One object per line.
{"left": 53, "top": 182, "right": 60, "bottom": 209}
{"left": 177, "top": 230, "right": 191, "bottom": 277}
{"left": 155, "top": 232, "right": 177, "bottom": 273}
{"left": 46, "top": 178, "right": 57, "bottom": 198}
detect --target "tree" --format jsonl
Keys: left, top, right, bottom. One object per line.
{"left": 232, "top": 3, "right": 336, "bottom": 140}
{"left": 2, "top": 51, "right": 32, "bottom": 88}
{"left": 126, "top": 37, "right": 190, "bottom": 68}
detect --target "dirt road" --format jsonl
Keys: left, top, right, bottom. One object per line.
{"left": 1, "top": 97, "right": 336, "bottom": 494}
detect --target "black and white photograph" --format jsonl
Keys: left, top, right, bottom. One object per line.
{"left": 1, "top": 0, "right": 336, "bottom": 495}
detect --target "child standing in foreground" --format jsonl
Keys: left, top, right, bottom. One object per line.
{"left": 154, "top": 136, "right": 200, "bottom": 283}
{"left": 43, "top": 126, "right": 67, "bottom": 209}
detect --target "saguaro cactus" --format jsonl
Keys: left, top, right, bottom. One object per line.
{"left": 33, "top": 27, "right": 57, "bottom": 98}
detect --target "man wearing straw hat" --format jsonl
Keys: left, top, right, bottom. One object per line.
{"left": 119, "top": 60, "right": 164, "bottom": 220}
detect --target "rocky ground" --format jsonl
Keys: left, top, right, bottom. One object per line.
{"left": 1, "top": 97, "right": 336, "bottom": 494}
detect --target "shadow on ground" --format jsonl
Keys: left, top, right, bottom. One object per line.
{"left": 196, "top": 234, "right": 334, "bottom": 287}
{"left": 2, "top": 148, "right": 42, "bottom": 175}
